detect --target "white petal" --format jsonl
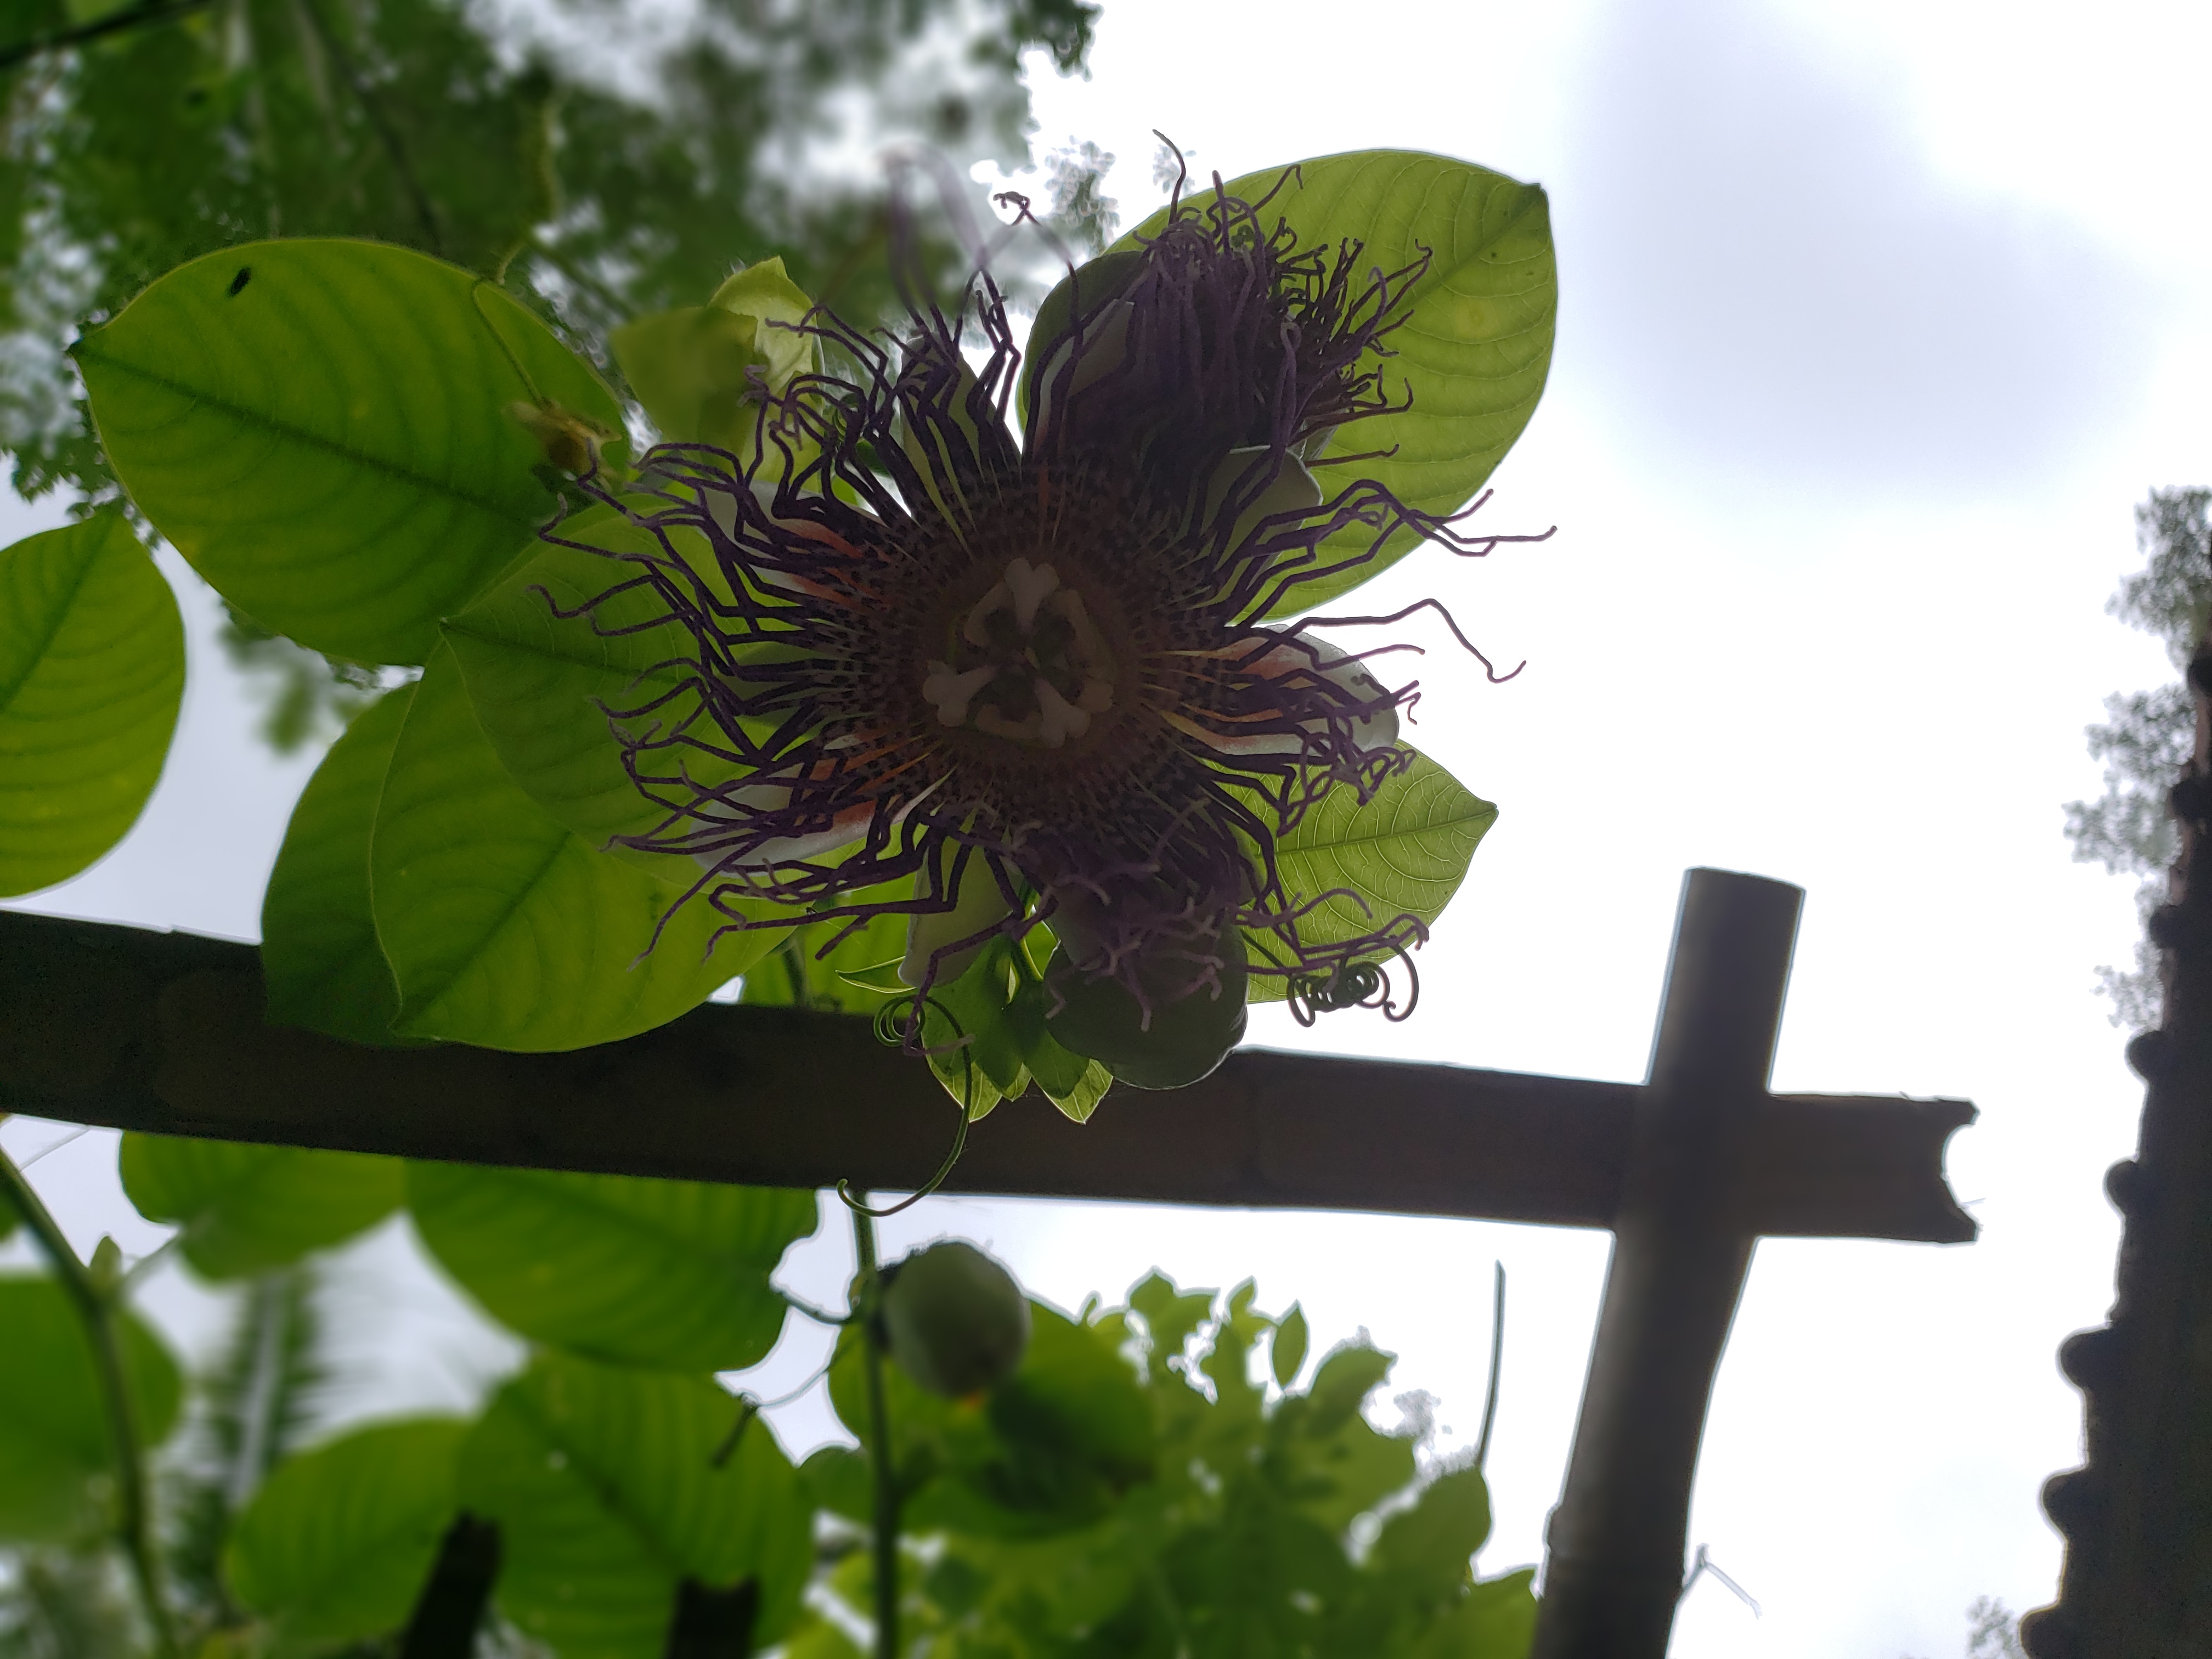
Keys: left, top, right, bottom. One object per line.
{"left": 1029, "top": 300, "right": 1133, "bottom": 452}
{"left": 1200, "top": 447, "right": 1323, "bottom": 548}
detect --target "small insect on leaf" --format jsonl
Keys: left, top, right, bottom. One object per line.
{"left": 227, "top": 266, "right": 252, "bottom": 297}
{"left": 506, "top": 400, "right": 616, "bottom": 476}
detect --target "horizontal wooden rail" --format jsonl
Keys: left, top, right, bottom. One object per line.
{"left": 0, "top": 909, "right": 1974, "bottom": 1242}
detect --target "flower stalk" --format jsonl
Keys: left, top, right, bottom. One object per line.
{"left": 850, "top": 1205, "right": 901, "bottom": 1659}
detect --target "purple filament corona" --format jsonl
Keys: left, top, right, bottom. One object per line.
{"left": 551, "top": 180, "right": 1542, "bottom": 1014}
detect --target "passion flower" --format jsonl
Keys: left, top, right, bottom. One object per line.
{"left": 555, "top": 178, "right": 1535, "bottom": 1090}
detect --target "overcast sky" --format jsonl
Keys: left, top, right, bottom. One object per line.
{"left": 7, "top": 0, "right": 2212, "bottom": 1653}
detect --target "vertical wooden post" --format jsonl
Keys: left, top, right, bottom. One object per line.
{"left": 1532, "top": 869, "right": 1803, "bottom": 1657}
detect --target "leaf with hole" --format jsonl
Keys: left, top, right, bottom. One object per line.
{"left": 0, "top": 516, "right": 182, "bottom": 898}
{"left": 224, "top": 1417, "right": 468, "bottom": 1647}
{"left": 1115, "top": 151, "right": 1555, "bottom": 613}
{"left": 460, "top": 1353, "right": 812, "bottom": 1655}
{"left": 75, "top": 239, "right": 623, "bottom": 665}
{"left": 261, "top": 684, "right": 416, "bottom": 1045}
{"left": 0, "top": 1275, "right": 182, "bottom": 1542}
{"left": 370, "top": 644, "right": 771, "bottom": 1048}
{"left": 120, "top": 1133, "right": 403, "bottom": 1279}
{"left": 406, "top": 1161, "right": 816, "bottom": 1372}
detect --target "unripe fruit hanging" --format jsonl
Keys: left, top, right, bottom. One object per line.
{"left": 879, "top": 1240, "right": 1031, "bottom": 1398}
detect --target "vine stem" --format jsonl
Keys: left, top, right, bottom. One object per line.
{"left": 851, "top": 1205, "right": 900, "bottom": 1659}
{"left": 0, "top": 1141, "right": 178, "bottom": 1658}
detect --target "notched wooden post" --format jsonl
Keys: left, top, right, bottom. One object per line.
{"left": 1533, "top": 868, "right": 1803, "bottom": 1659}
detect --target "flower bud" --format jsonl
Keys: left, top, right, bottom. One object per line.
{"left": 611, "top": 257, "right": 816, "bottom": 457}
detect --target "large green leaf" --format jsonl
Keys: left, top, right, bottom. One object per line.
{"left": 0, "top": 1275, "right": 182, "bottom": 1542}
{"left": 1249, "top": 749, "right": 1496, "bottom": 998}
{"left": 260, "top": 684, "right": 416, "bottom": 1045}
{"left": 0, "top": 516, "right": 183, "bottom": 897}
{"left": 369, "top": 644, "right": 772, "bottom": 1048}
{"left": 405, "top": 1161, "right": 817, "bottom": 1372}
{"left": 120, "top": 1133, "right": 403, "bottom": 1279}
{"left": 1117, "top": 151, "right": 1556, "bottom": 613}
{"left": 75, "top": 239, "right": 624, "bottom": 665}
{"left": 460, "top": 1354, "right": 814, "bottom": 1655}
{"left": 441, "top": 517, "right": 738, "bottom": 864}
{"left": 224, "top": 1418, "right": 468, "bottom": 1646}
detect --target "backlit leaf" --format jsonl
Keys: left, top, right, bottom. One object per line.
{"left": 0, "top": 516, "right": 182, "bottom": 897}
{"left": 1116, "top": 151, "right": 1556, "bottom": 613}
{"left": 75, "top": 239, "right": 624, "bottom": 665}
{"left": 260, "top": 684, "right": 416, "bottom": 1045}
{"left": 460, "top": 1353, "right": 813, "bottom": 1654}
{"left": 1372, "top": 1465, "right": 1493, "bottom": 1593}
{"left": 1248, "top": 749, "right": 1496, "bottom": 998}
{"left": 1412, "top": 1569, "right": 1541, "bottom": 1658}
{"left": 405, "top": 1161, "right": 817, "bottom": 1372}
{"left": 0, "top": 1275, "right": 182, "bottom": 1542}
{"left": 120, "top": 1133, "right": 403, "bottom": 1279}
{"left": 370, "top": 644, "right": 770, "bottom": 1049}
{"left": 440, "top": 518, "right": 740, "bottom": 873}
{"left": 224, "top": 1418, "right": 468, "bottom": 1646}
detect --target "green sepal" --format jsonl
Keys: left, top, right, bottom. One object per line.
{"left": 612, "top": 256, "right": 816, "bottom": 456}
{"left": 834, "top": 957, "right": 912, "bottom": 995}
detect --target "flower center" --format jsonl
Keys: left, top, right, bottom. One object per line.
{"left": 922, "top": 557, "right": 1119, "bottom": 749}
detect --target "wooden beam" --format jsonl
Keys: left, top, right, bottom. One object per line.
{"left": 1533, "top": 868, "right": 1803, "bottom": 1657}
{"left": 1, "top": 907, "right": 1973, "bottom": 1241}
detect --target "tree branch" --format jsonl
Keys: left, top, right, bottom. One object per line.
{"left": 293, "top": 0, "right": 443, "bottom": 256}
{"left": 0, "top": 0, "right": 216, "bottom": 71}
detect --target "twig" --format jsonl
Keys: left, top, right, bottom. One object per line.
{"left": 1680, "top": 1544, "right": 1760, "bottom": 1617}
{"left": 851, "top": 1206, "right": 899, "bottom": 1659}
{"left": 0, "top": 0, "right": 216, "bottom": 70}
{"left": 293, "top": 0, "right": 443, "bottom": 256}
{"left": 19, "top": 1123, "right": 91, "bottom": 1169}
{"left": 1474, "top": 1261, "right": 1506, "bottom": 1471}
{"left": 0, "top": 1148, "right": 178, "bottom": 1657}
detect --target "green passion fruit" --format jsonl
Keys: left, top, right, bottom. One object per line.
{"left": 879, "top": 1240, "right": 1032, "bottom": 1399}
